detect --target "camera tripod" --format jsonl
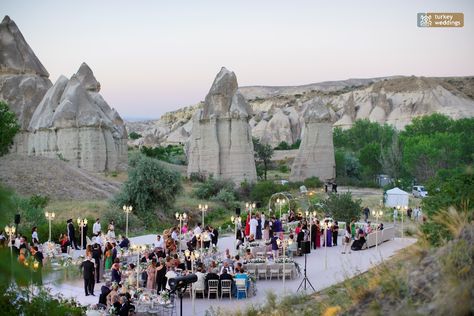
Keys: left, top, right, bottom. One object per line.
{"left": 297, "top": 252, "right": 315, "bottom": 292}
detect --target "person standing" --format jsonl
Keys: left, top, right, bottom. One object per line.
{"left": 80, "top": 256, "right": 96, "bottom": 296}
{"left": 81, "top": 222, "right": 88, "bottom": 250}
{"left": 249, "top": 215, "right": 258, "bottom": 238}
{"left": 341, "top": 225, "right": 352, "bottom": 254}
{"left": 31, "top": 226, "right": 39, "bottom": 245}
{"left": 363, "top": 207, "right": 370, "bottom": 223}
{"left": 332, "top": 221, "right": 339, "bottom": 246}
{"left": 92, "top": 243, "right": 102, "bottom": 283}
{"left": 270, "top": 231, "right": 279, "bottom": 259}
{"left": 107, "top": 220, "right": 116, "bottom": 241}
{"left": 315, "top": 220, "right": 321, "bottom": 249}
{"left": 155, "top": 259, "right": 167, "bottom": 293}
{"left": 256, "top": 213, "right": 263, "bottom": 240}
{"left": 31, "top": 246, "right": 44, "bottom": 285}
{"left": 104, "top": 243, "right": 113, "bottom": 270}
{"left": 146, "top": 259, "right": 158, "bottom": 290}
{"left": 211, "top": 226, "right": 219, "bottom": 246}
{"left": 67, "top": 219, "right": 79, "bottom": 250}
{"left": 93, "top": 218, "right": 101, "bottom": 237}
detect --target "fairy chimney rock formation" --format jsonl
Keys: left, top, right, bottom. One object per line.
{"left": 28, "top": 63, "right": 128, "bottom": 172}
{"left": 0, "top": 15, "right": 52, "bottom": 152}
{"left": 290, "top": 100, "right": 336, "bottom": 182}
{"left": 187, "top": 67, "right": 257, "bottom": 184}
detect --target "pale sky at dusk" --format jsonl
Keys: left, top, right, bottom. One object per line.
{"left": 2, "top": 0, "right": 473, "bottom": 119}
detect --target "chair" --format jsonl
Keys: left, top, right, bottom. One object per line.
{"left": 257, "top": 264, "right": 267, "bottom": 280}
{"left": 246, "top": 264, "right": 257, "bottom": 278}
{"left": 269, "top": 264, "right": 280, "bottom": 280}
{"left": 220, "top": 280, "right": 232, "bottom": 299}
{"left": 184, "top": 284, "right": 193, "bottom": 298}
{"left": 235, "top": 278, "right": 247, "bottom": 299}
{"left": 207, "top": 280, "right": 219, "bottom": 299}
{"left": 282, "top": 266, "right": 293, "bottom": 280}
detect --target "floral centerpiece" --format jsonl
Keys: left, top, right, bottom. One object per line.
{"left": 158, "top": 290, "right": 170, "bottom": 304}
{"left": 248, "top": 258, "right": 266, "bottom": 264}
{"left": 275, "top": 257, "right": 294, "bottom": 264}
{"left": 247, "top": 241, "right": 260, "bottom": 248}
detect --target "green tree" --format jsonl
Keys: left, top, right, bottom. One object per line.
{"left": 402, "top": 113, "right": 452, "bottom": 138}
{"left": 0, "top": 101, "right": 20, "bottom": 156}
{"left": 359, "top": 142, "right": 382, "bottom": 177}
{"left": 113, "top": 153, "right": 182, "bottom": 224}
{"left": 253, "top": 137, "right": 274, "bottom": 180}
{"left": 128, "top": 131, "right": 142, "bottom": 140}
{"left": 322, "top": 192, "right": 362, "bottom": 224}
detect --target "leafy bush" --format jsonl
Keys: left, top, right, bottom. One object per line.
{"left": 211, "top": 189, "right": 238, "bottom": 209}
{"left": 141, "top": 145, "right": 186, "bottom": 165}
{"left": 29, "top": 194, "right": 50, "bottom": 209}
{"left": 278, "top": 164, "right": 289, "bottom": 173}
{"left": 303, "top": 177, "right": 323, "bottom": 188}
{"left": 193, "top": 175, "right": 235, "bottom": 200}
{"left": 237, "top": 180, "right": 254, "bottom": 200}
{"left": 274, "top": 141, "right": 291, "bottom": 150}
{"left": 0, "top": 101, "right": 20, "bottom": 157}
{"left": 102, "top": 207, "right": 143, "bottom": 236}
{"left": 128, "top": 131, "right": 142, "bottom": 140}
{"left": 189, "top": 172, "right": 206, "bottom": 182}
{"left": 113, "top": 153, "right": 182, "bottom": 225}
{"left": 250, "top": 181, "right": 286, "bottom": 203}
{"left": 322, "top": 192, "right": 362, "bottom": 223}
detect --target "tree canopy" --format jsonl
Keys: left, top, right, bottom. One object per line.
{"left": 0, "top": 101, "right": 20, "bottom": 156}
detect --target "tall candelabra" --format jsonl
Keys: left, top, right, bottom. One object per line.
{"left": 275, "top": 198, "right": 285, "bottom": 219}
{"left": 77, "top": 217, "right": 88, "bottom": 250}
{"left": 372, "top": 209, "right": 383, "bottom": 251}
{"left": 231, "top": 215, "right": 241, "bottom": 247}
{"left": 5, "top": 225, "right": 15, "bottom": 256}
{"left": 45, "top": 211, "right": 55, "bottom": 242}
{"left": 122, "top": 205, "right": 133, "bottom": 238}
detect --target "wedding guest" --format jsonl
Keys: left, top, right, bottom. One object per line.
{"left": 263, "top": 220, "right": 270, "bottom": 241}
{"left": 107, "top": 220, "right": 116, "bottom": 240}
{"left": 377, "top": 223, "right": 384, "bottom": 230}
{"left": 146, "top": 259, "right": 157, "bottom": 290}
{"left": 332, "top": 221, "right": 339, "bottom": 246}
{"left": 80, "top": 255, "right": 96, "bottom": 296}
{"left": 126, "top": 263, "right": 136, "bottom": 286}
{"left": 181, "top": 223, "right": 188, "bottom": 234}
{"left": 247, "top": 233, "right": 256, "bottom": 243}
{"left": 256, "top": 214, "right": 262, "bottom": 240}
{"left": 118, "top": 236, "right": 130, "bottom": 249}
{"left": 93, "top": 218, "right": 101, "bottom": 237}
{"left": 204, "top": 267, "right": 219, "bottom": 293}
{"left": 193, "top": 223, "right": 202, "bottom": 235}
{"left": 155, "top": 259, "right": 167, "bottom": 293}
{"left": 165, "top": 267, "right": 177, "bottom": 290}
{"left": 86, "top": 244, "right": 93, "bottom": 257}
{"left": 106, "top": 283, "right": 119, "bottom": 307}
{"left": 342, "top": 225, "right": 352, "bottom": 254}
{"left": 98, "top": 281, "right": 111, "bottom": 308}
{"left": 31, "top": 226, "right": 39, "bottom": 245}
{"left": 92, "top": 243, "right": 102, "bottom": 283}
{"left": 111, "top": 261, "right": 121, "bottom": 284}
{"left": 211, "top": 226, "right": 219, "bottom": 246}
{"left": 270, "top": 231, "right": 279, "bottom": 259}
{"left": 154, "top": 234, "right": 164, "bottom": 249}
{"left": 59, "top": 233, "right": 69, "bottom": 253}
{"left": 244, "top": 248, "right": 254, "bottom": 261}
{"left": 193, "top": 265, "right": 206, "bottom": 298}
{"left": 220, "top": 261, "right": 234, "bottom": 275}
{"left": 111, "top": 243, "right": 118, "bottom": 262}
{"left": 249, "top": 215, "right": 258, "bottom": 237}
{"left": 118, "top": 295, "right": 130, "bottom": 316}
{"left": 104, "top": 243, "right": 113, "bottom": 270}
{"left": 31, "top": 246, "right": 44, "bottom": 285}
{"left": 67, "top": 219, "right": 79, "bottom": 250}
{"left": 351, "top": 228, "right": 366, "bottom": 251}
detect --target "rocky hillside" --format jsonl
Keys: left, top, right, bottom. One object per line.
{"left": 0, "top": 154, "right": 121, "bottom": 200}
{"left": 126, "top": 75, "right": 474, "bottom": 148}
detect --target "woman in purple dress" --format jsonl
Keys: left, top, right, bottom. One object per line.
{"left": 325, "top": 220, "right": 332, "bottom": 247}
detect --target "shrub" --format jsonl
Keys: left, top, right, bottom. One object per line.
{"left": 193, "top": 175, "right": 235, "bottom": 200}
{"left": 29, "top": 194, "right": 50, "bottom": 209}
{"left": 278, "top": 164, "right": 289, "bottom": 173}
{"left": 211, "top": 189, "right": 238, "bottom": 209}
{"left": 274, "top": 141, "right": 291, "bottom": 150}
{"left": 113, "top": 153, "right": 182, "bottom": 225}
{"left": 189, "top": 172, "right": 206, "bottom": 182}
{"left": 250, "top": 181, "right": 286, "bottom": 203}
{"left": 0, "top": 101, "right": 20, "bottom": 157}
{"left": 128, "top": 131, "right": 142, "bottom": 140}
{"left": 322, "top": 192, "right": 362, "bottom": 223}
{"left": 303, "top": 177, "right": 323, "bottom": 188}
{"left": 291, "top": 139, "right": 301, "bottom": 149}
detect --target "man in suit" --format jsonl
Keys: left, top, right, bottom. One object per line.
{"left": 211, "top": 226, "right": 219, "bottom": 246}
{"left": 67, "top": 219, "right": 79, "bottom": 250}
{"left": 92, "top": 243, "right": 102, "bottom": 283}
{"left": 80, "top": 256, "right": 96, "bottom": 296}
{"left": 204, "top": 267, "right": 220, "bottom": 294}
{"left": 118, "top": 295, "right": 130, "bottom": 316}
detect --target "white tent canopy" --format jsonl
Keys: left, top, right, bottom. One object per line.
{"left": 385, "top": 187, "right": 409, "bottom": 207}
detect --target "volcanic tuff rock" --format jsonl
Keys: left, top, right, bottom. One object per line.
{"left": 290, "top": 99, "right": 336, "bottom": 182}
{"left": 187, "top": 67, "right": 257, "bottom": 184}
{"left": 28, "top": 63, "right": 128, "bottom": 172}
{"left": 126, "top": 76, "right": 474, "bottom": 148}
{"left": 0, "top": 15, "right": 52, "bottom": 152}
{"left": 0, "top": 16, "right": 127, "bottom": 172}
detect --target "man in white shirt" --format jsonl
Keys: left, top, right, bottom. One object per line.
{"left": 165, "top": 267, "right": 177, "bottom": 290}
{"left": 93, "top": 218, "right": 101, "bottom": 237}
{"left": 171, "top": 227, "right": 178, "bottom": 241}
{"left": 193, "top": 223, "right": 202, "bottom": 236}
{"left": 154, "top": 235, "right": 164, "bottom": 249}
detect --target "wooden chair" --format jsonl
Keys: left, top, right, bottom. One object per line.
{"left": 235, "top": 278, "right": 247, "bottom": 299}
{"left": 220, "top": 280, "right": 232, "bottom": 299}
{"left": 207, "top": 279, "right": 219, "bottom": 299}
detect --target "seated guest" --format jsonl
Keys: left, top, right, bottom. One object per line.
{"left": 165, "top": 267, "right": 177, "bottom": 291}
{"left": 234, "top": 267, "right": 249, "bottom": 298}
{"left": 59, "top": 233, "right": 69, "bottom": 253}
{"left": 378, "top": 223, "right": 384, "bottom": 230}
{"left": 205, "top": 267, "right": 220, "bottom": 293}
{"left": 98, "top": 281, "right": 112, "bottom": 308}
{"left": 118, "top": 295, "right": 129, "bottom": 316}
{"left": 111, "top": 262, "right": 121, "bottom": 284}
{"left": 118, "top": 236, "right": 130, "bottom": 249}
{"left": 247, "top": 234, "right": 256, "bottom": 243}
{"left": 244, "top": 249, "right": 254, "bottom": 261}
{"left": 194, "top": 265, "right": 206, "bottom": 297}
{"left": 233, "top": 255, "right": 242, "bottom": 269}
{"left": 106, "top": 282, "right": 119, "bottom": 307}
{"left": 219, "top": 268, "right": 233, "bottom": 294}
{"left": 220, "top": 261, "right": 234, "bottom": 275}
{"left": 351, "top": 229, "right": 366, "bottom": 251}
{"left": 234, "top": 262, "right": 243, "bottom": 273}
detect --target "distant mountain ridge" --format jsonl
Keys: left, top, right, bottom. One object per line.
{"left": 126, "top": 75, "right": 474, "bottom": 148}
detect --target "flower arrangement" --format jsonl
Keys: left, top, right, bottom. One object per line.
{"left": 248, "top": 258, "right": 266, "bottom": 264}
{"left": 108, "top": 305, "right": 117, "bottom": 314}
{"left": 275, "top": 257, "right": 294, "bottom": 264}
{"left": 159, "top": 290, "right": 169, "bottom": 302}
{"left": 248, "top": 241, "right": 260, "bottom": 247}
